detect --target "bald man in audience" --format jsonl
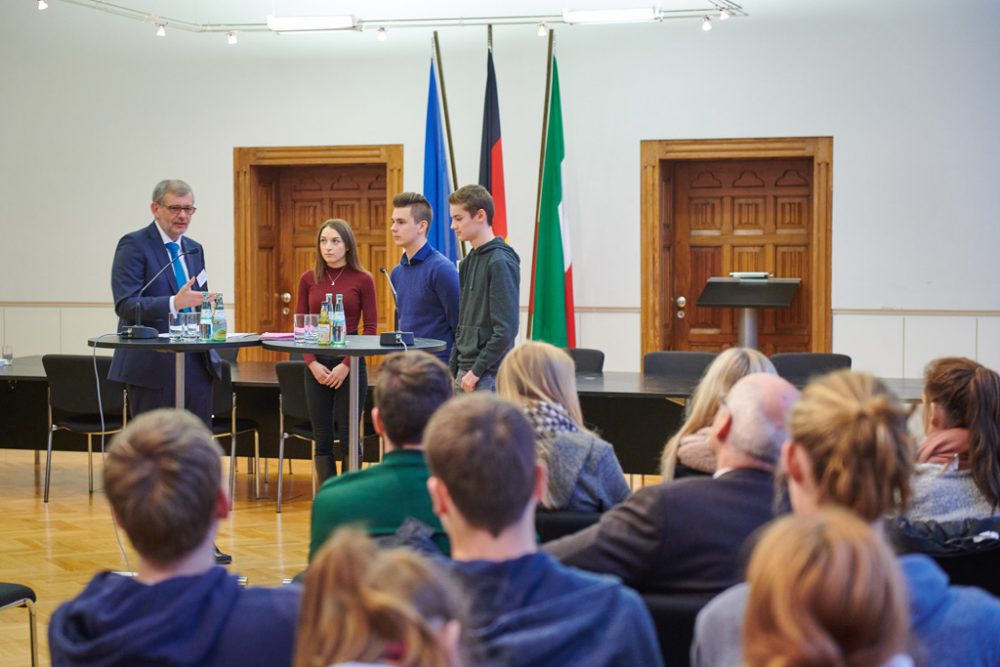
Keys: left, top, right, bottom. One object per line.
{"left": 425, "top": 393, "right": 663, "bottom": 667}
{"left": 545, "top": 373, "right": 798, "bottom": 595}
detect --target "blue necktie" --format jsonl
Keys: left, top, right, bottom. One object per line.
{"left": 165, "top": 242, "right": 189, "bottom": 309}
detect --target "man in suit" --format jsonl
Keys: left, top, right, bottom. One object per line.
{"left": 544, "top": 373, "right": 799, "bottom": 595}
{"left": 109, "top": 179, "right": 220, "bottom": 426}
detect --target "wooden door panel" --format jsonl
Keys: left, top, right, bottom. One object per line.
{"left": 670, "top": 157, "right": 813, "bottom": 352}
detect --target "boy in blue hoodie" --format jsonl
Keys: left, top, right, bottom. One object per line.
{"left": 49, "top": 409, "right": 300, "bottom": 667}
{"left": 424, "top": 393, "right": 663, "bottom": 667}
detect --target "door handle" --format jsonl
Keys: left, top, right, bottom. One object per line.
{"left": 280, "top": 292, "right": 292, "bottom": 304}
{"left": 676, "top": 296, "right": 687, "bottom": 308}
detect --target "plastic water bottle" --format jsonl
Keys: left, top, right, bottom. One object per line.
{"left": 317, "top": 294, "right": 333, "bottom": 345}
{"left": 332, "top": 293, "right": 346, "bottom": 347}
{"left": 199, "top": 292, "right": 213, "bottom": 341}
{"left": 212, "top": 293, "right": 227, "bottom": 342}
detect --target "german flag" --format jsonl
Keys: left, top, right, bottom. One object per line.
{"left": 478, "top": 48, "right": 507, "bottom": 239}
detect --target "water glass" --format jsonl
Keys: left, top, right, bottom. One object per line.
{"left": 293, "top": 314, "right": 307, "bottom": 345}
{"left": 0, "top": 344, "right": 12, "bottom": 366}
{"left": 182, "top": 312, "right": 200, "bottom": 341}
{"left": 304, "top": 314, "right": 319, "bottom": 345}
{"left": 168, "top": 313, "right": 184, "bottom": 341}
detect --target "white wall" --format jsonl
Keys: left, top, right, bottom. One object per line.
{"left": 1, "top": 0, "right": 998, "bottom": 373}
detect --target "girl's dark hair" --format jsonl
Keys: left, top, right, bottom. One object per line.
{"left": 925, "top": 357, "right": 1000, "bottom": 509}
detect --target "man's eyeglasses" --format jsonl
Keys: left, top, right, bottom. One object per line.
{"left": 161, "top": 205, "right": 197, "bottom": 215}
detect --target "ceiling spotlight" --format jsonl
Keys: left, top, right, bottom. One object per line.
{"left": 701, "top": 16, "right": 712, "bottom": 31}
{"left": 155, "top": 23, "right": 166, "bottom": 37}
{"left": 227, "top": 30, "right": 238, "bottom": 45}
{"left": 719, "top": 8, "right": 730, "bottom": 20}
{"left": 376, "top": 26, "right": 387, "bottom": 41}
{"left": 37, "top": 0, "right": 48, "bottom": 10}
{"left": 537, "top": 23, "right": 548, "bottom": 37}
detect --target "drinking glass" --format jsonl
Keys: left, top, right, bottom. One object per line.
{"left": 168, "top": 313, "right": 184, "bottom": 341}
{"left": 293, "top": 314, "right": 306, "bottom": 345}
{"left": 182, "top": 312, "right": 200, "bottom": 341}
{"left": 304, "top": 314, "right": 319, "bottom": 344}
{"left": 0, "top": 344, "right": 12, "bottom": 366}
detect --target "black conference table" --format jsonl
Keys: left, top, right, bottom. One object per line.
{"left": 262, "top": 336, "right": 446, "bottom": 473}
{"left": 1, "top": 355, "right": 925, "bottom": 474}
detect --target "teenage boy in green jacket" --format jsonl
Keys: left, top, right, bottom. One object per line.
{"left": 448, "top": 184, "right": 520, "bottom": 392}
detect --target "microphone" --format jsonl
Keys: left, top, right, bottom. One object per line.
{"left": 120, "top": 247, "right": 202, "bottom": 339}
{"left": 378, "top": 266, "right": 412, "bottom": 346}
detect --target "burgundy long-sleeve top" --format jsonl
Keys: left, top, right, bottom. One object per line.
{"left": 296, "top": 267, "right": 378, "bottom": 367}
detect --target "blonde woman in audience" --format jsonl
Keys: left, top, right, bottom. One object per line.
{"left": 659, "top": 347, "right": 775, "bottom": 479}
{"left": 294, "top": 527, "right": 465, "bottom": 667}
{"left": 905, "top": 357, "right": 1000, "bottom": 522}
{"left": 743, "top": 509, "right": 912, "bottom": 667}
{"left": 497, "top": 341, "right": 630, "bottom": 512}
{"left": 693, "top": 370, "right": 1000, "bottom": 667}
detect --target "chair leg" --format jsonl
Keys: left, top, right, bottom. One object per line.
{"left": 277, "top": 435, "right": 286, "bottom": 514}
{"left": 253, "top": 430, "right": 261, "bottom": 500}
{"left": 263, "top": 457, "right": 269, "bottom": 489}
{"left": 87, "top": 434, "right": 94, "bottom": 494}
{"left": 311, "top": 440, "right": 317, "bottom": 498}
{"left": 44, "top": 427, "right": 54, "bottom": 503}
{"left": 26, "top": 598, "right": 38, "bottom": 667}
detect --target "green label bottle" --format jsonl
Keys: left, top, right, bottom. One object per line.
{"left": 212, "top": 293, "right": 227, "bottom": 342}
{"left": 317, "top": 294, "right": 333, "bottom": 345}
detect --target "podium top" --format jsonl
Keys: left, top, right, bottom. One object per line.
{"left": 696, "top": 277, "right": 801, "bottom": 308}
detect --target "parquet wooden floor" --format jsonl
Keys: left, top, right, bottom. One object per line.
{"left": 0, "top": 448, "right": 315, "bottom": 667}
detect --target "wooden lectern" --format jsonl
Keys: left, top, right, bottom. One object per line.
{"left": 696, "top": 275, "right": 801, "bottom": 349}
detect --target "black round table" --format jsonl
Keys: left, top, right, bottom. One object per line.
{"left": 263, "top": 336, "right": 445, "bottom": 473}
{"left": 88, "top": 334, "right": 262, "bottom": 408}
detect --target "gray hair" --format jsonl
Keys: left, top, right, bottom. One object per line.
{"left": 724, "top": 374, "right": 795, "bottom": 463}
{"left": 152, "top": 179, "right": 194, "bottom": 204}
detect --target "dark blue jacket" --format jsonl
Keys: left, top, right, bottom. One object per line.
{"left": 451, "top": 552, "right": 663, "bottom": 667}
{"left": 390, "top": 242, "right": 459, "bottom": 363}
{"left": 48, "top": 568, "right": 301, "bottom": 667}
{"left": 108, "top": 222, "right": 220, "bottom": 389}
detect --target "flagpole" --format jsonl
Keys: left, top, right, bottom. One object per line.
{"left": 527, "top": 29, "right": 555, "bottom": 339}
{"left": 433, "top": 31, "right": 465, "bottom": 259}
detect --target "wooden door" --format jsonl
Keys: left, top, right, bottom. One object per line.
{"left": 240, "top": 164, "right": 392, "bottom": 362}
{"left": 669, "top": 158, "right": 813, "bottom": 354}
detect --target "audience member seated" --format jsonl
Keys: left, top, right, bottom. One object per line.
{"left": 424, "top": 393, "right": 663, "bottom": 667}
{"left": 905, "top": 357, "right": 1000, "bottom": 523}
{"left": 496, "top": 341, "right": 630, "bottom": 512}
{"left": 309, "top": 351, "right": 453, "bottom": 561}
{"left": 294, "top": 526, "right": 465, "bottom": 667}
{"left": 660, "top": 347, "right": 776, "bottom": 479}
{"left": 743, "top": 509, "right": 914, "bottom": 667}
{"left": 48, "top": 409, "right": 300, "bottom": 667}
{"left": 544, "top": 373, "right": 798, "bottom": 595}
{"left": 693, "top": 371, "right": 1000, "bottom": 667}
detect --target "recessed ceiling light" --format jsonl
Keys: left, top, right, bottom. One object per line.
{"left": 155, "top": 23, "right": 166, "bottom": 37}
{"left": 701, "top": 16, "right": 712, "bottom": 31}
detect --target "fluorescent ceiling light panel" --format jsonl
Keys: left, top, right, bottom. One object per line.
{"left": 266, "top": 15, "right": 357, "bottom": 32}
{"left": 562, "top": 7, "right": 659, "bottom": 24}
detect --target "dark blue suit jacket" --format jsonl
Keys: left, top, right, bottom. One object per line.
{"left": 109, "top": 222, "right": 220, "bottom": 390}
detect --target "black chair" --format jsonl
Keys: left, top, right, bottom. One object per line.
{"left": 642, "top": 591, "right": 720, "bottom": 667}
{"left": 42, "top": 355, "right": 127, "bottom": 503}
{"left": 565, "top": 347, "right": 605, "bottom": 373}
{"left": 215, "top": 347, "right": 239, "bottom": 364}
{"left": 643, "top": 351, "right": 716, "bottom": 378}
{"left": 0, "top": 583, "right": 37, "bottom": 666}
{"left": 274, "top": 361, "right": 316, "bottom": 514}
{"left": 770, "top": 352, "right": 851, "bottom": 385}
{"left": 211, "top": 360, "right": 260, "bottom": 507}
{"left": 535, "top": 510, "right": 602, "bottom": 543}
{"left": 887, "top": 516, "right": 1000, "bottom": 597}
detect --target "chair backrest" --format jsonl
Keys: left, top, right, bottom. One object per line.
{"left": 215, "top": 347, "right": 239, "bottom": 364}
{"left": 770, "top": 353, "right": 851, "bottom": 385}
{"left": 565, "top": 347, "right": 605, "bottom": 373}
{"left": 643, "top": 351, "right": 716, "bottom": 378}
{"left": 535, "top": 510, "right": 602, "bottom": 544}
{"left": 211, "top": 360, "right": 233, "bottom": 416}
{"left": 642, "top": 591, "right": 720, "bottom": 667}
{"left": 275, "top": 361, "right": 311, "bottom": 422}
{"left": 42, "top": 354, "right": 125, "bottom": 416}
{"left": 931, "top": 549, "right": 1000, "bottom": 597}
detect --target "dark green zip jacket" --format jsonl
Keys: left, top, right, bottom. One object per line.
{"left": 450, "top": 236, "right": 520, "bottom": 378}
